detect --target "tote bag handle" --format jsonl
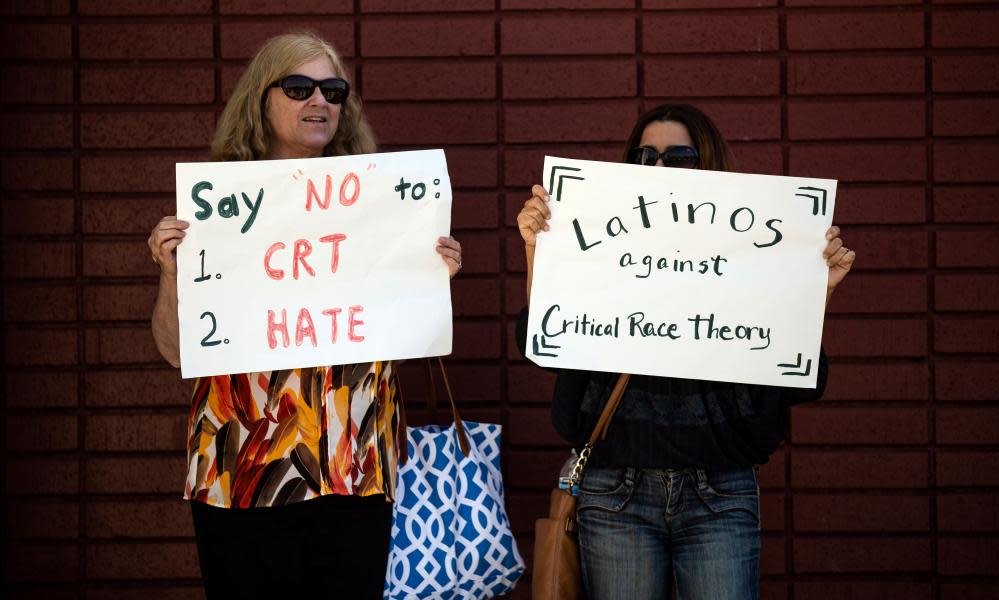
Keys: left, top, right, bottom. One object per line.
{"left": 396, "top": 357, "right": 471, "bottom": 465}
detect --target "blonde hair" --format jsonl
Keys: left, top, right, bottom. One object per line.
{"left": 211, "top": 32, "right": 376, "bottom": 161}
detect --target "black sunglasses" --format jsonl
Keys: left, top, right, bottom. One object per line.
{"left": 626, "top": 145, "right": 699, "bottom": 168}
{"left": 269, "top": 75, "right": 350, "bottom": 104}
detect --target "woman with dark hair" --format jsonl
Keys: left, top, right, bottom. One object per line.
{"left": 147, "top": 33, "right": 462, "bottom": 598}
{"left": 516, "top": 104, "right": 855, "bottom": 599}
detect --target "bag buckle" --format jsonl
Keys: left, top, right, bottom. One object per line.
{"left": 564, "top": 517, "right": 577, "bottom": 535}
{"left": 558, "top": 476, "right": 579, "bottom": 496}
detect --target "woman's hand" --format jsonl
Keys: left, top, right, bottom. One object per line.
{"left": 517, "top": 184, "right": 551, "bottom": 247}
{"left": 518, "top": 184, "right": 552, "bottom": 302}
{"left": 436, "top": 236, "right": 462, "bottom": 279}
{"left": 148, "top": 215, "right": 187, "bottom": 368}
{"left": 824, "top": 225, "right": 856, "bottom": 303}
{"left": 148, "top": 216, "right": 189, "bottom": 278}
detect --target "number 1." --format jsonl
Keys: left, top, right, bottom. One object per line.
{"left": 194, "top": 249, "right": 210, "bottom": 282}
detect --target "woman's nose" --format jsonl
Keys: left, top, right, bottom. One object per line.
{"left": 306, "top": 85, "right": 326, "bottom": 105}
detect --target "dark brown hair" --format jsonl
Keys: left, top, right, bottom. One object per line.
{"left": 622, "top": 104, "right": 734, "bottom": 172}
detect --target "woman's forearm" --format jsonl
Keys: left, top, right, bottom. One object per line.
{"left": 525, "top": 244, "right": 536, "bottom": 303}
{"left": 152, "top": 273, "right": 181, "bottom": 368}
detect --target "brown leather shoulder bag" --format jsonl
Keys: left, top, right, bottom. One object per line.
{"left": 532, "top": 373, "right": 631, "bottom": 599}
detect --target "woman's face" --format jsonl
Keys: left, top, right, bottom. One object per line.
{"left": 264, "top": 56, "right": 341, "bottom": 160}
{"left": 638, "top": 120, "right": 694, "bottom": 166}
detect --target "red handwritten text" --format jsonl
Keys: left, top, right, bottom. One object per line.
{"left": 264, "top": 234, "right": 348, "bottom": 280}
{"left": 267, "top": 306, "right": 366, "bottom": 349}
{"left": 305, "top": 172, "right": 361, "bottom": 211}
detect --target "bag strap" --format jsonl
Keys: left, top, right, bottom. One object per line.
{"left": 432, "top": 357, "right": 471, "bottom": 457}
{"left": 423, "top": 359, "right": 439, "bottom": 419}
{"left": 397, "top": 367, "right": 409, "bottom": 464}
{"left": 563, "top": 372, "right": 631, "bottom": 492}
{"left": 396, "top": 358, "right": 471, "bottom": 465}
{"left": 587, "top": 373, "right": 632, "bottom": 446}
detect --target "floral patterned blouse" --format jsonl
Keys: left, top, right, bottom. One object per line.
{"left": 184, "top": 362, "right": 400, "bottom": 508}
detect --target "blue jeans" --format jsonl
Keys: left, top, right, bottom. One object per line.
{"left": 577, "top": 466, "right": 760, "bottom": 600}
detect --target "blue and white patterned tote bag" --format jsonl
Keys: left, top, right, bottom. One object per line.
{"left": 385, "top": 421, "right": 525, "bottom": 599}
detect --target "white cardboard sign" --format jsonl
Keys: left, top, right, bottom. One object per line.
{"left": 175, "top": 150, "right": 453, "bottom": 379}
{"left": 526, "top": 156, "right": 837, "bottom": 388}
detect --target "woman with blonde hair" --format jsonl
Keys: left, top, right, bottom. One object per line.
{"left": 147, "top": 32, "right": 462, "bottom": 598}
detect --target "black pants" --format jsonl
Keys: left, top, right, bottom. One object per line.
{"left": 191, "top": 494, "right": 393, "bottom": 599}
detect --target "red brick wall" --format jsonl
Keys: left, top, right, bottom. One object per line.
{"left": 3, "top": 0, "right": 998, "bottom": 598}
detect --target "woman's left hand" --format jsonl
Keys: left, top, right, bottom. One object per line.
{"left": 436, "top": 236, "right": 462, "bottom": 279}
{"left": 824, "top": 225, "right": 856, "bottom": 301}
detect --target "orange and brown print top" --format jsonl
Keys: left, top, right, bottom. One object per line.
{"left": 184, "top": 362, "right": 400, "bottom": 508}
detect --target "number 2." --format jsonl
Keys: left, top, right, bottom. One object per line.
{"left": 199, "top": 311, "right": 221, "bottom": 346}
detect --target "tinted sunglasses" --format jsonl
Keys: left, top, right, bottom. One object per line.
{"left": 626, "top": 145, "right": 699, "bottom": 168}
{"left": 269, "top": 75, "right": 350, "bottom": 104}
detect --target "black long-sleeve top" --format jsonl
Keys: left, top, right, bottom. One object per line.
{"left": 516, "top": 307, "right": 828, "bottom": 469}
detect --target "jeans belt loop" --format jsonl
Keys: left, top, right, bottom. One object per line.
{"left": 695, "top": 468, "right": 707, "bottom": 488}
{"left": 624, "top": 466, "right": 636, "bottom": 486}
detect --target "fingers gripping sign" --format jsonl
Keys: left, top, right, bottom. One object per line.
{"left": 148, "top": 216, "right": 190, "bottom": 277}
{"left": 518, "top": 184, "right": 552, "bottom": 247}
{"left": 822, "top": 225, "right": 856, "bottom": 294}
{"left": 435, "top": 236, "right": 462, "bottom": 278}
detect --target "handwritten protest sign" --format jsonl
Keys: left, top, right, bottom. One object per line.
{"left": 526, "top": 156, "right": 836, "bottom": 388}
{"left": 175, "top": 150, "right": 452, "bottom": 379}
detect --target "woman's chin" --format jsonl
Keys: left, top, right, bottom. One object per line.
{"left": 291, "top": 138, "right": 334, "bottom": 158}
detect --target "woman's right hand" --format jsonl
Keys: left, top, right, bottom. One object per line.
{"left": 517, "top": 184, "right": 551, "bottom": 247}
{"left": 148, "top": 216, "right": 189, "bottom": 277}
{"left": 149, "top": 216, "right": 187, "bottom": 368}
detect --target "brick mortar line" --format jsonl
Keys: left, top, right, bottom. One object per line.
{"left": 16, "top": 399, "right": 999, "bottom": 412}
{"left": 925, "top": 2, "right": 941, "bottom": 596}
{"left": 31, "top": 399, "right": 999, "bottom": 410}
{"left": 10, "top": 46, "right": 999, "bottom": 66}
{"left": 34, "top": 444, "right": 996, "bottom": 455}
{"left": 352, "top": 0, "right": 362, "bottom": 99}
{"left": 13, "top": 91, "right": 999, "bottom": 108}
{"left": 11, "top": 130, "right": 999, "bottom": 144}
{"left": 777, "top": 1, "right": 797, "bottom": 594}
{"left": 491, "top": 0, "right": 514, "bottom": 497}
{"left": 10, "top": 134, "right": 999, "bottom": 156}
{"left": 10, "top": 3, "right": 997, "bottom": 24}
{"left": 66, "top": 0, "right": 91, "bottom": 592}
{"left": 11, "top": 400, "right": 997, "bottom": 414}
{"left": 5, "top": 51, "right": 999, "bottom": 68}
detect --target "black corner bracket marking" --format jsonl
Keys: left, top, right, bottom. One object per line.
{"left": 532, "top": 334, "right": 561, "bottom": 358}
{"left": 548, "top": 165, "right": 585, "bottom": 202}
{"left": 778, "top": 353, "right": 812, "bottom": 377}
{"left": 795, "top": 186, "right": 828, "bottom": 216}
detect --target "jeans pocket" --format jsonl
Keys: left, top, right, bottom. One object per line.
{"left": 577, "top": 467, "right": 636, "bottom": 513}
{"left": 696, "top": 468, "right": 760, "bottom": 522}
